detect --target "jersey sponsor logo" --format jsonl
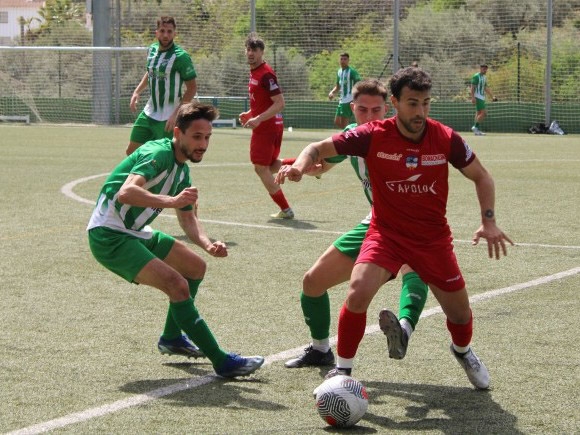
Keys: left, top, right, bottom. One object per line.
{"left": 344, "top": 129, "right": 360, "bottom": 139}
{"left": 463, "top": 140, "right": 473, "bottom": 161}
{"left": 421, "top": 154, "right": 447, "bottom": 166}
{"left": 151, "top": 207, "right": 163, "bottom": 215}
{"left": 385, "top": 174, "right": 437, "bottom": 195}
{"left": 249, "top": 78, "right": 259, "bottom": 86}
{"left": 406, "top": 155, "right": 419, "bottom": 169}
{"left": 268, "top": 78, "right": 279, "bottom": 91}
{"left": 377, "top": 151, "right": 402, "bottom": 161}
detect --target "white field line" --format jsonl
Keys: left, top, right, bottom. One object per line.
{"left": 8, "top": 266, "right": 580, "bottom": 435}
{"left": 62, "top": 174, "right": 580, "bottom": 250}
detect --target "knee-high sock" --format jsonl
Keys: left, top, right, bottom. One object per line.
{"left": 336, "top": 304, "right": 366, "bottom": 359}
{"left": 398, "top": 272, "right": 428, "bottom": 329}
{"left": 446, "top": 310, "right": 473, "bottom": 347}
{"left": 169, "top": 297, "right": 228, "bottom": 368}
{"left": 162, "top": 279, "right": 202, "bottom": 340}
{"left": 270, "top": 189, "right": 290, "bottom": 210}
{"left": 301, "top": 292, "right": 330, "bottom": 340}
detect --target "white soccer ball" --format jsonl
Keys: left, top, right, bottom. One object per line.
{"left": 314, "top": 375, "right": 368, "bottom": 427}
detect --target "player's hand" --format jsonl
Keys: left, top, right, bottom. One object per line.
{"left": 472, "top": 223, "right": 514, "bottom": 259}
{"left": 165, "top": 113, "right": 177, "bottom": 132}
{"left": 238, "top": 112, "right": 251, "bottom": 126}
{"left": 492, "top": 97, "right": 498, "bottom": 102}
{"left": 207, "top": 241, "right": 228, "bottom": 258}
{"left": 275, "top": 165, "right": 303, "bottom": 185}
{"left": 328, "top": 91, "right": 335, "bottom": 100}
{"left": 172, "top": 187, "right": 198, "bottom": 209}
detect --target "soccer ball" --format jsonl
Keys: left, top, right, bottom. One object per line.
{"left": 315, "top": 375, "right": 368, "bottom": 427}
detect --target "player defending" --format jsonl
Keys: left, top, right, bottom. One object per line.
{"left": 88, "top": 102, "right": 264, "bottom": 378}
{"left": 281, "top": 79, "right": 428, "bottom": 369}
{"left": 127, "top": 16, "right": 198, "bottom": 155}
{"left": 239, "top": 33, "right": 293, "bottom": 219}
{"left": 278, "top": 67, "right": 513, "bottom": 389}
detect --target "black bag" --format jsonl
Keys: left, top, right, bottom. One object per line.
{"left": 528, "top": 123, "right": 548, "bottom": 134}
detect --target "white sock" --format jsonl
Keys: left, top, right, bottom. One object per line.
{"left": 336, "top": 356, "right": 354, "bottom": 370}
{"left": 400, "top": 318, "right": 414, "bottom": 339}
{"left": 312, "top": 339, "right": 330, "bottom": 353}
{"left": 452, "top": 343, "right": 470, "bottom": 354}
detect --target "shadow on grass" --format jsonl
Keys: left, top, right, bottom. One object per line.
{"left": 266, "top": 218, "right": 320, "bottom": 230}
{"left": 357, "top": 381, "right": 523, "bottom": 434}
{"left": 119, "top": 368, "right": 287, "bottom": 412}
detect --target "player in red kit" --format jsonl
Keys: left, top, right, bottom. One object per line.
{"left": 239, "top": 33, "right": 293, "bottom": 219}
{"left": 277, "top": 67, "right": 513, "bottom": 390}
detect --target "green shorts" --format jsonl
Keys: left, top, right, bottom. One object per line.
{"left": 332, "top": 222, "right": 369, "bottom": 260}
{"left": 475, "top": 98, "right": 487, "bottom": 111}
{"left": 129, "top": 112, "right": 173, "bottom": 145}
{"left": 88, "top": 227, "right": 175, "bottom": 283}
{"left": 335, "top": 102, "right": 354, "bottom": 119}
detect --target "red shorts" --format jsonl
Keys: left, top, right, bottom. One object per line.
{"left": 250, "top": 126, "right": 283, "bottom": 166}
{"left": 356, "top": 225, "right": 465, "bottom": 292}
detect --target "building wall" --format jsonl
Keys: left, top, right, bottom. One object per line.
{"left": 0, "top": 1, "right": 43, "bottom": 45}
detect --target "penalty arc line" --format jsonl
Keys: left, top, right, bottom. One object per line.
{"left": 61, "top": 174, "right": 580, "bottom": 250}
{"left": 8, "top": 266, "right": 580, "bottom": 435}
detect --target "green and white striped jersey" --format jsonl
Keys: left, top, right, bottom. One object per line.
{"left": 325, "top": 122, "right": 372, "bottom": 224}
{"left": 87, "top": 138, "right": 192, "bottom": 239}
{"left": 144, "top": 42, "right": 197, "bottom": 121}
{"left": 336, "top": 66, "right": 361, "bottom": 104}
{"left": 471, "top": 72, "right": 487, "bottom": 100}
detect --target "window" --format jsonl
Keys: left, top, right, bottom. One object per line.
{"left": 0, "top": 11, "right": 8, "bottom": 24}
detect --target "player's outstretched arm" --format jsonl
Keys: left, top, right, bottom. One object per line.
{"left": 118, "top": 175, "right": 198, "bottom": 210}
{"left": 460, "top": 157, "right": 514, "bottom": 259}
{"left": 275, "top": 137, "right": 337, "bottom": 185}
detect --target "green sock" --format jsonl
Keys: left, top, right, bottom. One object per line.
{"left": 301, "top": 292, "right": 330, "bottom": 341}
{"left": 398, "top": 272, "right": 428, "bottom": 329}
{"left": 161, "top": 279, "right": 202, "bottom": 340}
{"left": 169, "top": 297, "right": 228, "bottom": 368}
{"left": 475, "top": 122, "right": 480, "bottom": 128}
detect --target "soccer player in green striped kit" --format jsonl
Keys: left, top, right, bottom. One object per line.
{"left": 280, "top": 79, "right": 429, "bottom": 369}
{"left": 127, "top": 16, "right": 198, "bottom": 155}
{"left": 88, "top": 103, "right": 264, "bottom": 378}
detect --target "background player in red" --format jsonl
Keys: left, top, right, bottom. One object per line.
{"left": 239, "top": 33, "right": 294, "bottom": 219}
{"left": 277, "top": 67, "right": 513, "bottom": 390}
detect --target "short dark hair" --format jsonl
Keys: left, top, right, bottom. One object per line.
{"left": 175, "top": 103, "right": 219, "bottom": 132}
{"left": 157, "top": 16, "right": 176, "bottom": 29}
{"left": 480, "top": 64, "right": 488, "bottom": 68}
{"left": 352, "top": 79, "right": 388, "bottom": 102}
{"left": 245, "top": 33, "right": 265, "bottom": 50}
{"left": 389, "top": 67, "right": 432, "bottom": 100}
{"left": 340, "top": 52, "right": 350, "bottom": 58}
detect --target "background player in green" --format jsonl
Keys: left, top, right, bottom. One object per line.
{"left": 88, "top": 102, "right": 264, "bottom": 378}
{"left": 470, "top": 64, "right": 497, "bottom": 136}
{"left": 127, "top": 16, "right": 198, "bottom": 155}
{"left": 281, "top": 79, "right": 429, "bottom": 369}
{"left": 328, "top": 53, "right": 361, "bottom": 129}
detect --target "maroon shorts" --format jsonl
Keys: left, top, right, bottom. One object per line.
{"left": 250, "top": 126, "right": 283, "bottom": 166}
{"left": 356, "top": 225, "right": 465, "bottom": 292}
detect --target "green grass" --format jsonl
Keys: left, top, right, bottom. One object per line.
{"left": 1, "top": 124, "right": 579, "bottom": 434}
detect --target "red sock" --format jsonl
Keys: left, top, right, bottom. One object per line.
{"left": 281, "top": 157, "right": 296, "bottom": 165}
{"left": 446, "top": 311, "right": 473, "bottom": 347}
{"left": 336, "top": 304, "right": 367, "bottom": 359}
{"left": 270, "top": 189, "right": 290, "bottom": 210}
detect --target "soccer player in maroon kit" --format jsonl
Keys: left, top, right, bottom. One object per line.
{"left": 239, "top": 34, "right": 294, "bottom": 219}
{"left": 277, "top": 67, "right": 513, "bottom": 389}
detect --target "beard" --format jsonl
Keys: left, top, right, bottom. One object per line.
{"left": 399, "top": 116, "right": 425, "bottom": 135}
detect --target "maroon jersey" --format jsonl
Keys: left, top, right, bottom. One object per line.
{"left": 248, "top": 62, "right": 283, "bottom": 133}
{"left": 332, "top": 116, "right": 475, "bottom": 243}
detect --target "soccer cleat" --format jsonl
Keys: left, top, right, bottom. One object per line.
{"left": 270, "top": 208, "right": 294, "bottom": 219}
{"left": 451, "top": 345, "right": 490, "bottom": 389}
{"left": 158, "top": 334, "right": 205, "bottom": 359}
{"left": 313, "top": 367, "right": 353, "bottom": 396}
{"left": 284, "top": 345, "right": 335, "bottom": 368}
{"left": 378, "top": 309, "right": 409, "bottom": 360}
{"left": 214, "top": 353, "right": 265, "bottom": 378}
